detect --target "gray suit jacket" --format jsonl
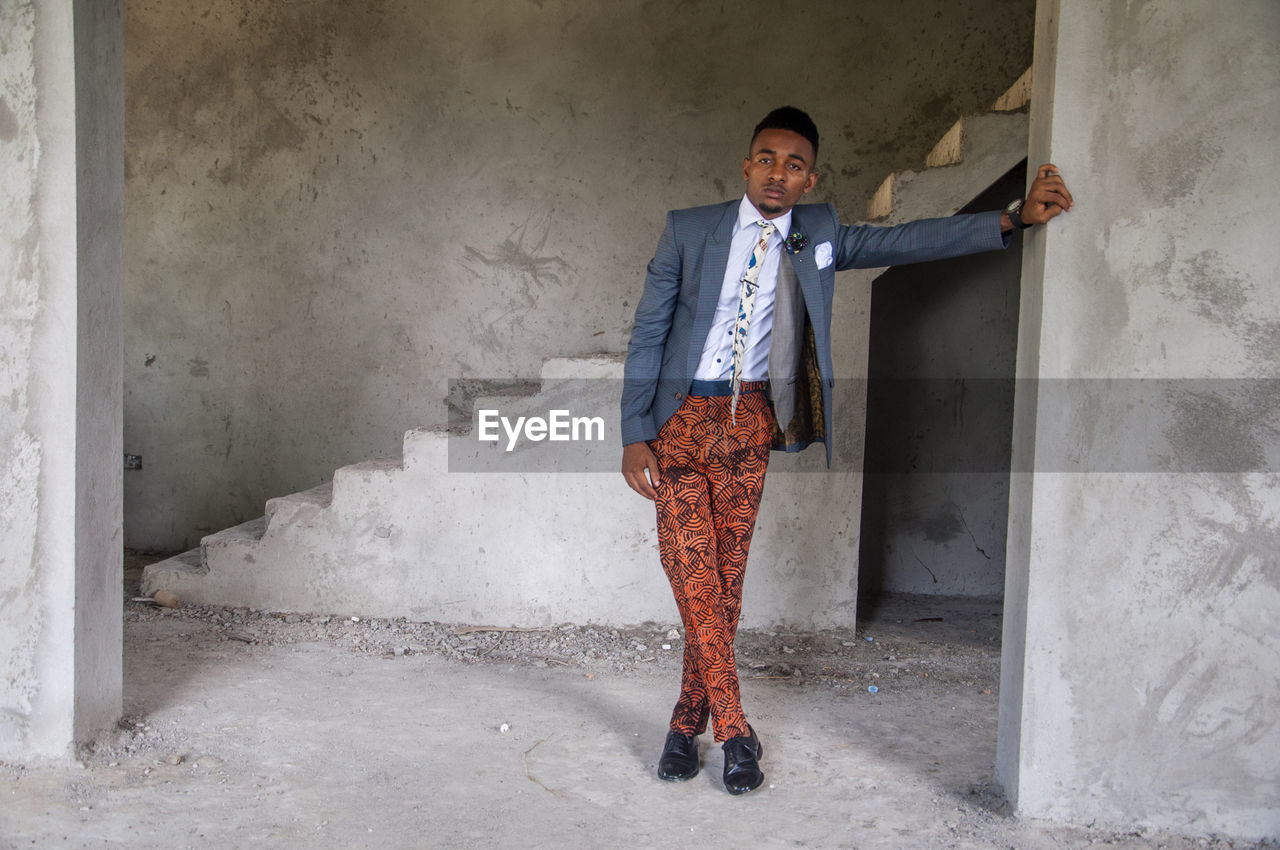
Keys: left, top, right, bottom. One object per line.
{"left": 621, "top": 200, "right": 1008, "bottom": 466}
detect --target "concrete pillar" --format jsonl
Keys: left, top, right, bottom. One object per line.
{"left": 0, "top": 0, "right": 124, "bottom": 759}
{"left": 999, "top": 0, "right": 1280, "bottom": 838}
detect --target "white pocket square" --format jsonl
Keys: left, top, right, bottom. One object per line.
{"left": 814, "top": 241, "right": 833, "bottom": 269}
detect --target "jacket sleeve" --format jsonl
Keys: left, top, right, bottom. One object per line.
{"left": 833, "top": 210, "right": 1009, "bottom": 270}
{"left": 621, "top": 211, "right": 681, "bottom": 446}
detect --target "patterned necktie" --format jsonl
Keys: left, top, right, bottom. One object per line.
{"left": 729, "top": 220, "right": 776, "bottom": 422}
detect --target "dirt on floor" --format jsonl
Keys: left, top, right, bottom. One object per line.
{"left": 0, "top": 554, "right": 1270, "bottom": 848}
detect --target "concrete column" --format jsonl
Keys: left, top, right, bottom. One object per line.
{"left": 999, "top": 0, "right": 1279, "bottom": 838}
{"left": 0, "top": 0, "right": 123, "bottom": 759}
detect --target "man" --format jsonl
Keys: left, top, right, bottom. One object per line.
{"left": 620, "top": 106, "right": 1072, "bottom": 795}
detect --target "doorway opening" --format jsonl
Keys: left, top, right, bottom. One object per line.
{"left": 857, "top": 161, "right": 1028, "bottom": 625}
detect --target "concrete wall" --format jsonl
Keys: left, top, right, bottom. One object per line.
{"left": 999, "top": 0, "right": 1280, "bottom": 838}
{"left": 122, "top": 0, "right": 1036, "bottom": 551}
{"left": 0, "top": 0, "right": 123, "bottom": 759}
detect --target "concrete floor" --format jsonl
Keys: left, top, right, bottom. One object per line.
{"left": 0, "top": 589, "right": 1265, "bottom": 849}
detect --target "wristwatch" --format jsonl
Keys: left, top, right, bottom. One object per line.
{"left": 1004, "top": 198, "right": 1034, "bottom": 230}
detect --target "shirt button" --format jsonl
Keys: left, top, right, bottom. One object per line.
{"left": 674, "top": 392, "right": 683, "bottom": 400}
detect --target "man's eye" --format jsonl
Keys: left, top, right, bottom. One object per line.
{"left": 787, "top": 162, "right": 801, "bottom": 170}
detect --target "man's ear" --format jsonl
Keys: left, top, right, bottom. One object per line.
{"left": 802, "top": 170, "right": 818, "bottom": 194}
{"left": 742, "top": 157, "right": 751, "bottom": 182}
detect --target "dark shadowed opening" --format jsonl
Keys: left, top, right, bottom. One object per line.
{"left": 858, "top": 162, "right": 1027, "bottom": 619}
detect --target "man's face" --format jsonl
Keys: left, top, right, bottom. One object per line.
{"left": 742, "top": 128, "right": 818, "bottom": 219}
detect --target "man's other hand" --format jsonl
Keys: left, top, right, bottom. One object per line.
{"left": 622, "top": 442, "right": 661, "bottom": 501}
{"left": 1023, "top": 163, "right": 1074, "bottom": 225}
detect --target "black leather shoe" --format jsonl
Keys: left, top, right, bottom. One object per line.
{"left": 722, "top": 735, "right": 765, "bottom": 795}
{"left": 657, "top": 731, "right": 700, "bottom": 781}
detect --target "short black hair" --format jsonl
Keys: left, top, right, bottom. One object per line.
{"left": 751, "top": 106, "right": 820, "bottom": 162}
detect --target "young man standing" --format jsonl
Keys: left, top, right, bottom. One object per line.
{"left": 621, "top": 107, "right": 1071, "bottom": 795}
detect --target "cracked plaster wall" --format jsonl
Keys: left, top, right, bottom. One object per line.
{"left": 122, "top": 0, "right": 1035, "bottom": 550}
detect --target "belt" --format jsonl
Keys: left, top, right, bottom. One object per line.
{"left": 688, "top": 379, "right": 769, "bottom": 397}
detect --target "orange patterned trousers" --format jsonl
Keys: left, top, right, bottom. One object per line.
{"left": 650, "top": 382, "right": 773, "bottom": 743}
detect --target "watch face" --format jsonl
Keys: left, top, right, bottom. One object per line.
{"left": 1005, "top": 198, "right": 1024, "bottom": 215}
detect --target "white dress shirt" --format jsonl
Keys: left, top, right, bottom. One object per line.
{"left": 694, "top": 196, "right": 792, "bottom": 381}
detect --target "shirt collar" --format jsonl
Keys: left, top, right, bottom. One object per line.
{"left": 737, "top": 195, "right": 791, "bottom": 244}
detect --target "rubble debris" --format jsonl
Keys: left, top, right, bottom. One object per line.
{"left": 121, "top": 599, "right": 1003, "bottom": 700}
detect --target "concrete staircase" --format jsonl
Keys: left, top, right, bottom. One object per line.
{"left": 141, "top": 69, "right": 1032, "bottom": 628}
{"left": 142, "top": 354, "right": 842, "bottom": 627}
{"left": 866, "top": 65, "right": 1031, "bottom": 225}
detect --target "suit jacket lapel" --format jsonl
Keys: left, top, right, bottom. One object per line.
{"left": 791, "top": 244, "right": 823, "bottom": 323}
{"left": 786, "top": 207, "right": 823, "bottom": 317}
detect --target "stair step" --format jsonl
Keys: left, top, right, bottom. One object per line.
{"left": 540, "top": 355, "right": 624, "bottom": 380}
{"left": 204, "top": 515, "right": 267, "bottom": 546}
{"left": 991, "top": 65, "right": 1032, "bottom": 112}
{"left": 265, "top": 482, "right": 332, "bottom": 525}
{"left": 331, "top": 458, "right": 402, "bottom": 508}
{"left": 139, "top": 547, "right": 205, "bottom": 597}
{"left": 924, "top": 117, "right": 966, "bottom": 168}
{"left": 340, "top": 458, "right": 402, "bottom": 473}
{"left": 867, "top": 172, "right": 896, "bottom": 221}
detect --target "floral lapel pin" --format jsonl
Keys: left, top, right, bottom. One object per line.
{"left": 785, "top": 231, "right": 809, "bottom": 254}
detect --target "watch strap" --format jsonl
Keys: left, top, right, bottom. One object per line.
{"left": 1005, "top": 198, "right": 1033, "bottom": 230}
